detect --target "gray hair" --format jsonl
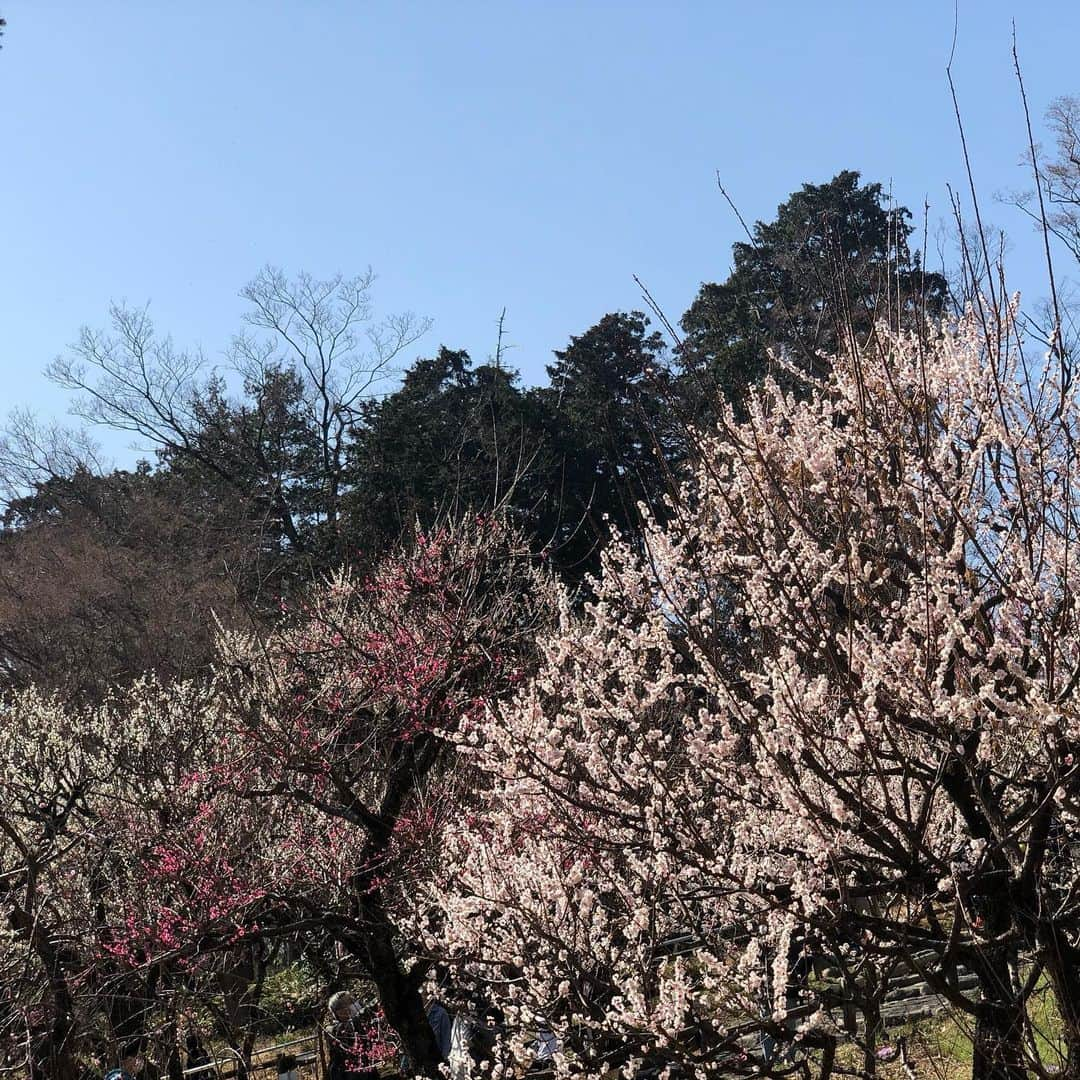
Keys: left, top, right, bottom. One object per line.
{"left": 328, "top": 992, "right": 354, "bottom": 1013}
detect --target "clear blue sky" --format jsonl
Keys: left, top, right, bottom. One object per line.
{"left": 3, "top": 1, "right": 1079, "bottom": 464}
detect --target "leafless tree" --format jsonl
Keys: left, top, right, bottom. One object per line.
{"left": 1037, "top": 96, "right": 1080, "bottom": 265}
{"left": 0, "top": 409, "right": 101, "bottom": 510}
{"left": 46, "top": 267, "right": 430, "bottom": 555}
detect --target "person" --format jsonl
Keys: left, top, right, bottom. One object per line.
{"left": 326, "top": 992, "right": 378, "bottom": 1080}
{"left": 275, "top": 1051, "right": 299, "bottom": 1080}
{"left": 426, "top": 998, "right": 453, "bottom": 1064}
{"left": 471, "top": 1006, "right": 505, "bottom": 1076}
{"left": 532, "top": 1025, "right": 559, "bottom": 1067}
{"left": 103, "top": 1044, "right": 143, "bottom": 1080}
{"left": 447, "top": 1009, "right": 475, "bottom": 1080}
{"left": 184, "top": 1034, "right": 215, "bottom": 1080}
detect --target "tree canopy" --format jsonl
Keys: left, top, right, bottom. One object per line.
{"left": 679, "top": 170, "right": 949, "bottom": 411}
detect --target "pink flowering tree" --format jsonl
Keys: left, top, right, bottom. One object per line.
{"left": 0, "top": 517, "right": 551, "bottom": 1079}
{"left": 436, "top": 306, "right": 1080, "bottom": 1080}
{"left": 96, "top": 517, "right": 553, "bottom": 1078}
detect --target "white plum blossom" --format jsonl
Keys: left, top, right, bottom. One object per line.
{"left": 431, "top": 306, "right": 1080, "bottom": 1079}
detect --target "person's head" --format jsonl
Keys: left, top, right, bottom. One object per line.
{"left": 120, "top": 1043, "right": 143, "bottom": 1075}
{"left": 184, "top": 1033, "right": 203, "bottom": 1054}
{"left": 328, "top": 991, "right": 354, "bottom": 1022}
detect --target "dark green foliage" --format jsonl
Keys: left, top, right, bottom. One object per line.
{"left": 343, "top": 347, "right": 548, "bottom": 563}
{"left": 345, "top": 313, "right": 676, "bottom": 585}
{"left": 679, "top": 170, "right": 948, "bottom": 413}
{"left": 533, "top": 311, "right": 676, "bottom": 580}
{"left": 158, "top": 365, "right": 326, "bottom": 582}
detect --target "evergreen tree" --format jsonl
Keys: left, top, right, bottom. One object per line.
{"left": 680, "top": 170, "right": 948, "bottom": 411}
{"left": 158, "top": 364, "right": 325, "bottom": 582}
{"left": 533, "top": 311, "right": 675, "bottom": 580}
{"left": 344, "top": 347, "right": 548, "bottom": 563}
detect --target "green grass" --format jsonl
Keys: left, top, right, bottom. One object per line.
{"left": 822, "top": 978, "right": 1070, "bottom": 1080}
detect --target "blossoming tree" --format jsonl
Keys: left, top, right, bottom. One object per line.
{"left": 2, "top": 517, "right": 551, "bottom": 1079}
{"left": 0, "top": 680, "right": 229, "bottom": 1080}
{"left": 437, "top": 306, "right": 1080, "bottom": 1080}
{"left": 111, "top": 517, "right": 551, "bottom": 1077}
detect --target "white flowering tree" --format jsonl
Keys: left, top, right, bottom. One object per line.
{"left": 436, "top": 305, "right": 1080, "bottom": 1080}
{"left": 0, "top": 681, "right": 230, "bottom": 1080}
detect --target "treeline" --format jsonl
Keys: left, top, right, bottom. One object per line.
{"left": 1, "top": 170, "right": 944, "bottom": 701}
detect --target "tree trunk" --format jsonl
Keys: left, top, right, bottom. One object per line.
{"left": 967, "top": 893, "right": 1026, "bottom": 1080}
{"left": 970, "top": 998, "right": 1027, "bottom": 1080}
{"left": 8, "top": 902, "right": 79, "bottom": 1080}
{"left": 354, "top": 896, "right": 441, "bottom": 1078}
{"left": 1041, "top": 935, "right": 1080, "bottom": 1079}
{"left": 817, "top": 1037, "right": 836, "bottom": 1080}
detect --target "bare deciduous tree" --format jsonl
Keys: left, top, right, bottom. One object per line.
{"left": 0, "top": 409, "right": 101, "bottom": 510}
{"left": 46, "top": 267, "right": 430, "bottom": 560}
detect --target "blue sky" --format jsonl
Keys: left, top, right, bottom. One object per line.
{"left": 2, "top": 1, "right": 1079, "bottom": 465}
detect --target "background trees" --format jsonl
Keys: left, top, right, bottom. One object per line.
{"left": 1035, "top": 97, "right": 1080, "bottom": 268}
{"left": 344, "top": 348, "right": 548, "bottom": 560}
{"left": 1012, "top": 96, "right": 1080, "bottom": 363}
{"left": 344, "top": 312, "right": 678, "bottom": 584}
{"left": 678, "top": 171, "right": 948, "bottom": 413}
{"left": 0, "top": 464, "right": 252, "bottom": 698}
{"left": 532, "top": 312, "right": 677, "bottom": 581}
{"left": 46, "top": 269, "right": 429, "bottom": 582}
{"left": 9, "top": 172, "right": 939, "bottom": 608}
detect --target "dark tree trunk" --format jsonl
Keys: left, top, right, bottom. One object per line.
{"left": 1041, "top": 935, "right": 1080, "bottom": 1079}
{"left": 971, "top": 998, "right": 1027, "bottom": 1080}
{"left": 355, "top": 895, "right": 441, "bottom": 1078}
{"left": 967, "top": 890, "right": 1026, "bottom": 1080}
{"left": 9, "top": 902, "right": 79, "bottom": 1080}
{"left": 817, "top": 1037, "right": 836, "bottom": 1080}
